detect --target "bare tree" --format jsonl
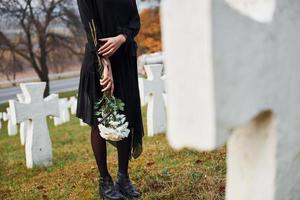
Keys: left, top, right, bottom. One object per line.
{"left": 0, "top": 48, "right": 24, "bottom": 86}
{"left": 0, "top": 0, "right": 84, "bottom": 96}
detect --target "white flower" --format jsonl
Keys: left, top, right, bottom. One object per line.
{"left": 118, "top": 115, "right": 126, "bottom": 124}
{"left": 98, "top": 120, "right": 130, "bottom": 142}
{"left": 109, "top": 120, "right": 120, "bottom": 127}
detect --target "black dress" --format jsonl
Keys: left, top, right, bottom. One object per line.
{"left": 76, "top": 0, "right": 144, "bottom": 159}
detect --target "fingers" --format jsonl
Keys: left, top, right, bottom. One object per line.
{"left": 99, "top": 45, "right": 115, "bottom": 56}
{"left": 102, "top": 56, "right": 111, "bottom": 64}
{"left": 102, "top": 48, "right": 116, "bottom": 57}
{"left": 98, "top": 42, "right": 112, "bottom": 53}
{"left": 101, "top": 81, "right": 112, "bottom": 92}
{"left": 99, "top": 38, "right": 110, "bottom": 42}
{"left": 110, "top": 82, "right": 114, "bottom": 96}
{"left": 100, "top": 77, "right": 111, "bottom": 86}
{"left": 98, "top": 37, "right": 122, "bottom": 57}
{"left": 101, "top": 57, "right": 108, "bottom": 65}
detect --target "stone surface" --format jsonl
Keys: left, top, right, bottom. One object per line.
{"left": 162, "top": 0, "right": 300, "bottom": 199}
{"left": 4, "top": 107, "right": 17, "bottom": 136}
{"left": 80, "top": 119, "right": 88, "bottom": 126}
{"left": 139, "top": 64, "right": 166, "bottom": 136}
{"left": 137, "top": 52, "right": 164, "bottom": 77}
{"left": 16, "top": 93, "right": 28, "bottom": 146}
{"left": 68, "top": 96, "right": 77, "bottom": 115}
{"left": 2, "top": 112, "right": 7, "bottom": 121}
{"left": 225, "top": 0, "right": 276, "bottom": 23}
{"left": 9, "top": 82, "right": 59, "bottom": 168}
{"left": 54, "top": 98, "right": 70, "bottom": 126}
{"left": 0, "top": 112, "right": 3, "bottom": 133}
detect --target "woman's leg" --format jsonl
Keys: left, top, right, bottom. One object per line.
{"left": 91, "top": 126, "right": 109, "bottom": 177}
{"left": 116, "top": 133, "right": 141, "bottom": 198}
{"left": 116, "top": 133, "right": 131, "bottom": 175}
{"left": 92, "top": 126, "right": 124, "bottom": 199}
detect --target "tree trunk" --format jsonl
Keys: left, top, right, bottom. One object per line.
{"left": 39, "top": 69, "right": 50, "bottom": 97}
{"left": 34, "top": 70, "right": 49, "bottom": 97}
{"left": 37, "top": 53, "right": 50, "bottom": 97}
{"left": 12, "top": 73, "right": 16, "bottom": 87}
{"left": 39, "top": 32, "right": 50, "bottom": 97}
{"left": 43, "top": 77, "right": 50, "bottom": 98}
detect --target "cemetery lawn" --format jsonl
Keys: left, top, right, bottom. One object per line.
{"left": 0, "top": 91, "right": 226, "bottom": 200}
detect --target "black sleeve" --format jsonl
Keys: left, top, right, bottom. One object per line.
{"left": 77, "top": 0, "right": 101, "bottom": 46}
{"left": 116, "top": 0, "right": 141, "bottom": 41}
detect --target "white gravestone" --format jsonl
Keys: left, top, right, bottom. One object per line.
{"left": 225, "top": 0, "right": 276, "bottom": 23}
{"left": 2, "top": 112, "right": 7, "bottom": 121}
{"left": 162, "top": 0, "right": 300, "bottom": 200}
{"left": 62, "top": 99, "right": 70, "bottom": 122}
{"left": 138, "top": 52, "right": 164, "bottom": 76}
{"left": 3, "top": 107, "right": 17, "bottom": 136}
{"left": 80, "top": 119, "right": 88, "bottom": 126}
{"left": 138, "top": 52, "right": 163, "bottom": 65}
{"left": 9, "top": 82, "right": 59, "bottom": 168}
{"left": 139, "top": 64, "right": 166, "bottom": 136}
{"left": 54, "top": 98, "right": 70, "bottom": 126}
{"left": 0, "top": 112, "right": 3, "bottom": 133}
{"left": 17, "top": 94, "right": 29, "bottom": 146}
{"left": 68, "top": 96, "right": 77, "bottom": 115}
{"left": 138, "top": 52, "right": 165, "bottom": 106}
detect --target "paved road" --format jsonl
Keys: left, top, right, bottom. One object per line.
{"left": 0, "top": 77, "right": 79, "bottom": 104}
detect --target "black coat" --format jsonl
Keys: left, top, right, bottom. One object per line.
{"left": 76, "top": 0, "right": 144, "bottom": 159}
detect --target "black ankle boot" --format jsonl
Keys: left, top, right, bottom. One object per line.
{"left": 115, "top": 172, "right": 141, "bottom": 199}
{"left": 99, "top": 176, "right": 124, "bottom": 200}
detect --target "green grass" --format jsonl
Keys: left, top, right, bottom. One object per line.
{"left": 0, "top": 91, "right": 226, "bottom": 200}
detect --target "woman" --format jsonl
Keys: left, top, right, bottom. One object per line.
{"left": 76, "top": 0, "right": 144, "bottom": 199}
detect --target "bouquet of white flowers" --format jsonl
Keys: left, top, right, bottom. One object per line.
{"left": 89, "top": 19, "right": 130, "bottom": 141}
{"left": 95, "top": 96, "right": 130, "bottom": 141}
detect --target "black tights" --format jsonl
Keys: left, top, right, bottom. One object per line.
{"left": 91, "top": 126, "right": 131, "bottom": 177}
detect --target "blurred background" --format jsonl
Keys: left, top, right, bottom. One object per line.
{"left": 0, "top": 1, "right": 226, "bottom": 200}
{"left": 0, "top": 0, "right": 161, "bottom": 92}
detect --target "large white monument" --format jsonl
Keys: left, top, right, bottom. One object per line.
{"left": 139, "top": 64, "right": 166, "bottom": 136}
{"left": 162, "top": 0, "right": 300, "bottom": 199}
{"left": 9, "top": 82, "right": 59, "bottom": 168}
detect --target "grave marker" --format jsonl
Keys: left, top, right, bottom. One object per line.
{"left": 54, "top": 98, "right": 70, "bottom": 126}
{"left": 3, "top": 107, "right": 17, "bottom": 136}
{"left": 162, "top": 0, "right": 300, "bottom": 199}
{"left": 9, "top": 82, "right": 59, "bottom": 168}
{"left": 139, "top": 64, "right": 166, "bottom": 136}
{"left": 68, "top": 96, "right": 77, "bottom": 115}
{"left": 16, "top": 93, "right": 28, "bottom": 146}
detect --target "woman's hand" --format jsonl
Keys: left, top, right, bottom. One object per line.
{"left": 100, "top": 57, "right": 114, "bottom": 95}
{"left": 98, "top": 34, "right": 127, "bottom": 57}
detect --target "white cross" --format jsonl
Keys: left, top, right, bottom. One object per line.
{"left": 0, "top": 112, "right": 3, "bottom": 134}
{"left": 79, "top": 119, "right": 88, "bottom": 126}
{"left": 68, "top": 96, "right": 77, "bottom": 115}
{"left": 138, "top": 52, "right": 165, "bottom": 106}
{"left": 3, "top": 107, "right": 17, "bottom": 136}
{"left": 9, "top": 82, "right": 59, "bottom": 168}
{"left": 137, "top": 52, "right": 164, "bottom": 77}
{"left": 162, "top": 0, "right": 300, "bottom": 199}
{"left": 139, "top": 64, "right": 166, "bottom": 136}
{"left": 16, "top": 93, "right": 29, "bottom": 146}
{"left": 54, "top": 98, "right": 70, "bottom": 126}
